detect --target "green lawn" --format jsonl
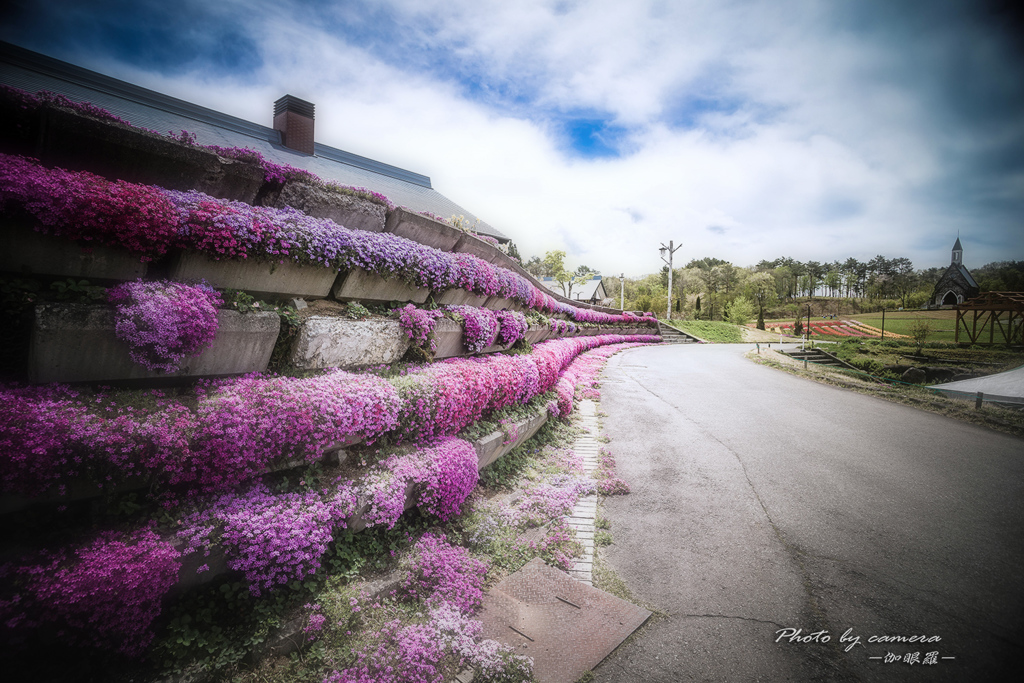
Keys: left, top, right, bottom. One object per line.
{"left": 668, "top": 320, "right": 745, "bottom": 343}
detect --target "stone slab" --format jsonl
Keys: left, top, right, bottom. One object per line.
{"left": 34, "top": 104, "right": 265, "bottom": 201}
{"left": 1, "top": 220, "right": 147, "bottom": 280}
{"left": 384, "top": 207, "right": 463, "bottom": 251}
{"left": 434, "top": 287, "right": 490, "bottom": 308}
{"left": 168, "top": 251, "right": 338, "bottom": 299}
{"left": 332, "top": 267, "right": 429, "bottom": 304}
{"left": 266, "top": 180, "right": 387, "bottom": 232}
{"left": 289, "top": 316, "right": 411, "bottom": 370}
{"left": 454, "top": 232, "right": 506, "bottom": 264}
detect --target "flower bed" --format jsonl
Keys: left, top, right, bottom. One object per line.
{"left": 4, "top": 334, "right": 658, "bottom": 499}
{"left": 1, "top": 333, "right": 657, "bottom": 663}
{"left": 1, "top": 153, "right": 657, "bottom": 325}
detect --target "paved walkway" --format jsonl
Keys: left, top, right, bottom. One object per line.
{"left": 566, "top": 399, "right": 600, "bottom": 585}
{"left": 929, "top": 362, "right": 1024, "bottom": 400}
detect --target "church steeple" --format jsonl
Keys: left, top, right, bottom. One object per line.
{"left": 951, "top": 237, "right": 963, "bottom": 266}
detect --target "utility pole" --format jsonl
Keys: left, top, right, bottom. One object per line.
{"left": 620, "top": 272, "right": 625, "bottom": 310}
{"left": 660, "top": 240, "right": 682, "bottom": 320}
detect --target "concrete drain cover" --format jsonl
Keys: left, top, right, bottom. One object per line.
{"left": 479, "top": 558, "right": 650, "bottom": 683}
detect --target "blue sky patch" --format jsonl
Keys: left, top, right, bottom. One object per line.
{"left": 556, "top": 116, "right": 630, "bottom": 159}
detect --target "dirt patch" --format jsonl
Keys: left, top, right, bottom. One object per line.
{"left": 741, "top": 326, "right": 792, "bottom": 343}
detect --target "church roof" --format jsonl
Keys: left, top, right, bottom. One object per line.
{"left": 957, "top": 264, "right": 978, "bottom": 289}
{"left": 953, "top": 237, "right": 963, "bottom": 251}
{"left": 0, "top": 42, "right": 508, "bottom": 240}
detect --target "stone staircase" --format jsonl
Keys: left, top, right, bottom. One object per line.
{"left": 658, "top": 322, "right": 700, "bottom": 344}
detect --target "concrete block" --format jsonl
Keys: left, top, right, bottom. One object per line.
{"left": 1, "top": 220, "right": 147, "bottom": 280}
{"left": 168, "top": 252, "right": 338, "bottom": 299}
{"left": 266, "top": 180, "right": 387, "bottom": 232}
{"left": 332, "top": 267, "right": 429, "bottom": 304}
{"left": 433, "top": 287, "right": 489, "bottom": 308}
{"left": 525, "top": 325, "right": 550, "bottom": 344}
{"left": 384, "top": 207, "right": 463, "bottom": 251}
{"left": 453, "top": 232, "right": 505, "bottom": 264}
{"left": 484, "top": 296, "right": 515, "bottom": 311}
{"left": 34, "top": 104, "right": 265, "bottom": 202}
{"left": 432, "top": 317, "right": 465, "bottom": 359}
{"left": 289, "top": 316, "right": 411, "bottom": 370}
{"left": 474, "top": 431, "right": 506, "bottom": 469}
{"left": 29, "top": 304, "right": 280, "bottom": 383}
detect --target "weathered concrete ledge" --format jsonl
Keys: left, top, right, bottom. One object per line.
{"left": 1, "top": 220, "right": 147, "bottom": 280}
{"left": 384, "top": 207, "right": 464, "bottom": 251}
{"left": 32, "top": 104, "right": 265, "bottom": 201}
{"left": 332, "top": 267, "right": 429, "bottom": 304}
{"left": 289, "top": 316, "right": 412, "bottom": 369}
{"left": 168, "top": 252, "right": 338, "bottom": 299}
{"left": 453, "top": 232, "right": 505, "bottom": 264}
{"left": 433, "top": 287, "right": 490, "bottom": 307}
{"left": 29, "top": 304, "right": 280, "bottom": 383}
{"left": 263, "top": 180, "right": 388, "bottom": 232}
{"left": 431, "top": 317, "right": 507, "bottom": 359}
{"left": 473, "top": 409, "right": 549, "bottom": 469}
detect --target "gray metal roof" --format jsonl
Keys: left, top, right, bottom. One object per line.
{"left": 958, "top": 264, "right": 978, "bottom": 289}
{"left": 0, "top": 41, "right": 508, "bottom": 240}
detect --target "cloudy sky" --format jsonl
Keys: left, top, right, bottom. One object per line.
{"left": 3, "top": 0, "right": 1022, "bottom": 276}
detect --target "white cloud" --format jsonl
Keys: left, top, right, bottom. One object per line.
{"left": 68, "top": 0, "right": 1024, "bottom": 275}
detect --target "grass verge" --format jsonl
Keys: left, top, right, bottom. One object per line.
{"left": 749, "top": 348, "right": 1024, "bottom": 438}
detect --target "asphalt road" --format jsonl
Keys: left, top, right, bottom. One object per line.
{"left": 593, "top": 343, "right": 1024, "bottom": 682}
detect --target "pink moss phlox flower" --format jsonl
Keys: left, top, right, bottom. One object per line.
{"left": 445, "top": 305, "right": 499, "bottom": 353}
{"left": 396, "top": 304, "right": 445, "bottom": 351}
{"left": 0, "top": 528, "right": 180, "bottom": 657}
{"left": 361, "top": 438, "right": 478, "bottom": 528}
{"left": 108, "top": 279, "right": 223, "bottom": 372}
{"left": 0, "top": 154, "right": 667, "bottom": 327}
{"left": 401, "top": 532, "right": 487, "bottom": 613}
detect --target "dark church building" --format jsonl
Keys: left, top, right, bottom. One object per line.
{"left": 931, "top": 237, "right": 979, "bottom": 307}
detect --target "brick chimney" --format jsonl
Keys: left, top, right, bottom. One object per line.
{"left": 273, "top": 95, "right": 315, "bottom": 154}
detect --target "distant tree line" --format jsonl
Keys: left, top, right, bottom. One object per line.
{"left": 595, "top": 257, "right": 1024, "bottom": 328}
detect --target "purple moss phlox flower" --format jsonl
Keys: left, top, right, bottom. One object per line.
{"left": 107, "top": 279, "right": 223, "bottom": 372}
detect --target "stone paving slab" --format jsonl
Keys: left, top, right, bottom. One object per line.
{"left": 479, "top": 558, "right": 651, "bottom": 683}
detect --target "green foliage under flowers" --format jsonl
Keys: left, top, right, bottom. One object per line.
{"left": 477, "top": 415, "right": 579, "bottom": 490}
{"left": 344, "top": 301, "right": 372, "bottom": 320}
{"left": 155, "top": 514, "right": 427, "bottom": 679}
{"left": 458, "top": 391, "right": 554, "bottom": 443}
{"left": 49, "top": 278, "right": 107, "bottom": 302}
